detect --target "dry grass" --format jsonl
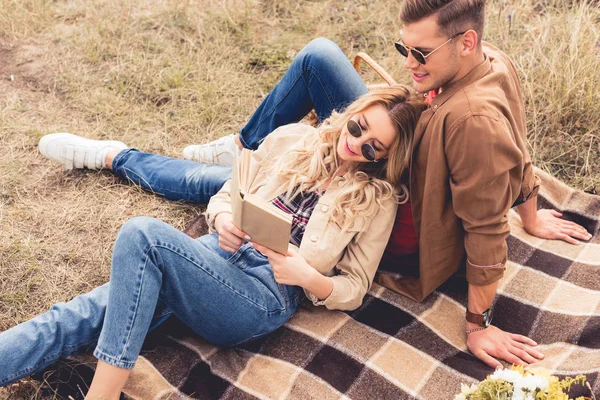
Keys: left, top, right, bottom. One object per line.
{"left": 0, "top": 0, "right": 598, "bottom": 398}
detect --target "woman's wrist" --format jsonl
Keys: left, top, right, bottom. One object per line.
{"left": 303, "top": 268, "right": 333, "bottom": 300}
{"left": 214, "top": 212, "right": 232, "bottom": 231}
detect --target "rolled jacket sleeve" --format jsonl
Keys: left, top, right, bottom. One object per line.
{"left": 307, "top": 198, "right": 397, "bottom": 311}
{"left": 445, "top": 115, "right": 525, "bottom": 286}
{"left": 513, "top": 168, "right": 541, "bottom": 207}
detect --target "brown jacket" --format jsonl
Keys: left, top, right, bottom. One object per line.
{"left": 378, "top": 43, "right": 540, "bottom": 302}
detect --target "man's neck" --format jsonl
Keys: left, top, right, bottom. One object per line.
{"left": 440, "top": 51, "right": 485, "bottom": 93}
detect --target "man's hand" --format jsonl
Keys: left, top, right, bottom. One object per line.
{"left": 251, "top": 243, "right": 315, "bottom": 287}
{"left": 524, "top": 209, "right": 591, "bottom": 245}
{"left": 466, "top": 325, "right": 544, "bottom": 368}
{"left": 214, "top": 212, "right": 250, "bottom": 253}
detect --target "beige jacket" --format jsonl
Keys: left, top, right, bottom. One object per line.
{"left": 205, "top": 123, "right": 397, "bottom": 311}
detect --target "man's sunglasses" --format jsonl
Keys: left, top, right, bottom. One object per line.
{"left": 346, "top": 120, "right": 378, "bottom": 162}
{"left": 394, "top": 31, "right": 466, "bottom": 65}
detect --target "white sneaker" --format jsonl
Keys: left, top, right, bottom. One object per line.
{"left": 38, "top": 133, "right": 128, "bottom": 170}
{"left": 182, "top": 134, "right": 238, "bottom": 166}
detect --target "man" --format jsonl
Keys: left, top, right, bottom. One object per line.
{"left": 182, "top": 0, "right": 591, "bottom": 368}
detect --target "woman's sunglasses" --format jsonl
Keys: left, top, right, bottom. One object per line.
{"left": 394, "top": 31, "right": 466, "bottom": 65}
{"left": 346, "top": 120, "right": 377, "bottom": 162}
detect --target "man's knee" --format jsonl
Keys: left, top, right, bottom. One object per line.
{"left": 297, "top": 37, "right": 346, "bottom": 69}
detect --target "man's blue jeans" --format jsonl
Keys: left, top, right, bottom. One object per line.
{"left": 0, "top": 218, "right": 303, "bottom": 384}
{"left": 112, "top": 38, "right": 368, "bottom": 204}
{"left": 0, "top": 38, "right": 367, "bottom": 385}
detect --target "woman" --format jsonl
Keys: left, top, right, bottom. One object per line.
{"left": 0, "top": 86, "right": 425, "bottom": 399}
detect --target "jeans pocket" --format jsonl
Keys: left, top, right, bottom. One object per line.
{"left": 226, "top": 242, "right": 252, "bottom": 266}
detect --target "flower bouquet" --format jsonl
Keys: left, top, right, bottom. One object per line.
{"left": 454, "top": 366, "right": 592, "bottom": 400}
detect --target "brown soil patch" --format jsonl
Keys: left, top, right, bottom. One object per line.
{"left": 0, "top": 41, "right": 54, "bottom": 93}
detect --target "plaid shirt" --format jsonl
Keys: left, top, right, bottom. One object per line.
{"left": 271, "top": 189, "right": 321, "bottom": 247}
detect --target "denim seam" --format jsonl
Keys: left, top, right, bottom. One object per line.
{"left": 241, "top": 64, "right": 335, "bottom": 149}
{"left": 122, "top": 166, "right": 213, "bottom": 200}
{"left": 155, "top": 309, "right": 173, "bottom": 318}
{"left": 152, "top": 243, "right": 269, "bottom": 312}
{"left": 226, "top": 243, "right": 251, "bottom": 264}
{"left": 121, "top": 167, "right": 160, "bottom": 195}
{"left": 253, "top": 71, "right": 305, "bottom": 135}
{"left": 115, "top": 244, "right": 154, "bottom": 362}
{"left": 93, "top": 348, "right": 135, "bottom": 369}
{"left": 229, "top": 301, "right": 297, "bottom": 347}
{"left": 302, "top": 66, "right": 335, "bottom": 118}
{"left": 111, "top": 148, "right": 130, "bottom": 170}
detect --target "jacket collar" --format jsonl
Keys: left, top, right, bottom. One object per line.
{"left": 427, "top": 54, "right": 491, "bottom": 112}
{"left": 410, "top": 53, "right": 492, "bottom": 182}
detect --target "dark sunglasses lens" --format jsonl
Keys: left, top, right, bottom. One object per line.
{"left": 411, "top": 50, "right": 426, "bottom": 65}
{"left": 347, "top": 120, "right": 362, "bottom": 138}
{"left": 394, "top": 42, "right": 409, "bottom": 57}
{"left": 361, "top": 144, "right": 376, "bottom": 161}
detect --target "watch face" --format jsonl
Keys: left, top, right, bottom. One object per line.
{"left": 482, "top": 308, "right": 493, "bottom": 327}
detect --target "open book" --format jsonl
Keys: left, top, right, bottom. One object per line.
{"left": 231, "top": 149, "right": 292, "bottom": 254}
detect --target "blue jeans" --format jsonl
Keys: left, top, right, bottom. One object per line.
{"left": 0, "top": 217, "right": 303, "bottom": 385}
{"left": 112, "top": 38, "right": 368, "bottom": 203}
{"left": 0, "top": 38, "right": 365, "bottom": 386}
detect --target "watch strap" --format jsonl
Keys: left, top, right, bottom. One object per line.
{"left": 466, "top": 309, "right": 486, "bottom": 326}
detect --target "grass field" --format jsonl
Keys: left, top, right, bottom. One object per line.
{"left": 0, "top": 0, "right": 599, "bottom": 398}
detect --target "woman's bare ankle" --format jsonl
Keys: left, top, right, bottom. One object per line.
{"left": 104, "top": 150, "right": 119, "bottom": 170}
{"left": 85, "top": 360, "right": 131, "bottom": 400}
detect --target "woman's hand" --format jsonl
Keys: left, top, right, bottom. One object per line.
{"left": 214, "top": 212, "right": 250, "bottom": 253}
{"left": 252, "top": 243, "right": 314, "bottom": 287}
{"left": 252, "top": 243, "right": 334, "bottom": 300}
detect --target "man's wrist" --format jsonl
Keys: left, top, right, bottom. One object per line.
{"left": 466, "top": 321, "right": 483, "bottom": 330}
{"left": 516, "top": 199, "right": 539, "bottom": 231}
{"left": 466, "top": 326, "right": 489, "bottom": 334}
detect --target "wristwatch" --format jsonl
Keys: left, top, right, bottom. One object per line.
{"left": 466, "top": 308, "right": 493, "bottom": 327}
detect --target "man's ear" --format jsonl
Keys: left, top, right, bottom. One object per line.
{"left": 459, "top": 29, "right": 479, "bottom": 56}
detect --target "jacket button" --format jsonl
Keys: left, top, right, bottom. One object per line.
{"left": 321, "top": 205, "right": 329, "bottom": 212}
{"left": 310, "top": 235, "right": 318, "bottom": 242}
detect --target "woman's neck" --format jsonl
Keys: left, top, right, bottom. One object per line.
{"left": 336, "top": 161, "right": 351, "bottom": 177}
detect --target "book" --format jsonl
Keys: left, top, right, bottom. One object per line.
{"left": 231, "top": 149, "right": 293, "bottom": 254}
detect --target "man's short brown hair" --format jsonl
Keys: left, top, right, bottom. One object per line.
{"left": 399, "top": 0, "right": 485, "bottom": 44}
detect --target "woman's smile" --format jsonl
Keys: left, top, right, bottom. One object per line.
{"left": 344, "top": 137, "right": 359, "bottom": 156}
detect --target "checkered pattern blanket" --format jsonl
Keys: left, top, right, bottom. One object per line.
{"left": 37, "top": 168, "right": 599, "bottom": 399}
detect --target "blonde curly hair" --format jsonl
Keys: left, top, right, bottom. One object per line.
{"left": 269, "top": 86, "right": 426, "bottom": 230}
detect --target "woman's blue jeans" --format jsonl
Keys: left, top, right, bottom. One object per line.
{"left": 0, "top": 37, "right": 367, "bottom": 386}
{"left": 111, "top": 37, "right": 368, "bottom": 204}
{"left": 0, "top": 219, "right": 303, "bottom": 385}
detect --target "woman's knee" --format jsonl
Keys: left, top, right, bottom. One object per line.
{"left": 113, "top": 216, "right": 168, "bottom": 259}
{"left": 118, "top": 216, "right": 163, "bottom": 240}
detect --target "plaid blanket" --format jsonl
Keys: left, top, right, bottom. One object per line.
{"left": 35, "top": 168, "right": 599, "bottom": 399}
